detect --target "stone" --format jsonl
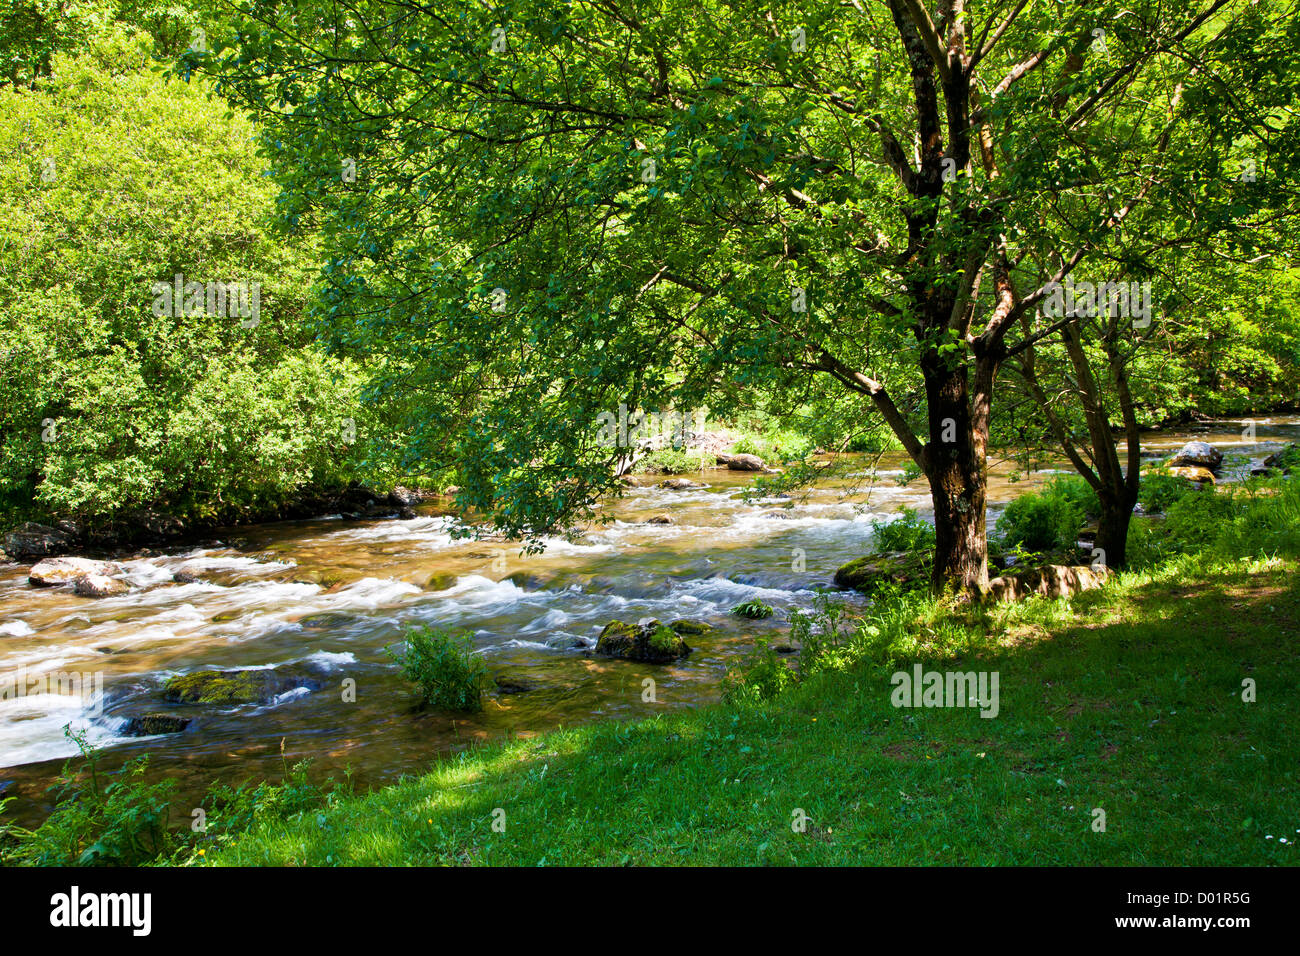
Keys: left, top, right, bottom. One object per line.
{"left": 162, "top": 669, "right": 322, "bottom": 705}
{"left": 659, "top": 478, "right": 706, "bottom": 490}
{"left": 983, "top": 564, "right": 1110, "bottom": 604}
{"left": 3, "top": 523, "right": 75, "bottom": 560}
{"left": 833, "top": 551, "right": 930, "bottom": 594}
{"left": 716, "top": 452, "right": 767, "bottom": 472}
{"left": 29, "top": 557, "right": 117, "bottom": 587}
{"left": 1169, "top": 440, "right": 1223, "bottom": 471}
{"left": 595, "top": 619, "right": 694, "bottom": 663}
{"left": 1167, "top": 465, "right": 1216, "bottom": 484}
{"left": 122, "top": 713, "right": 192, "bottom": 736}
{"left": 72, "top": 574, "right": 129, "bottom": 598}
{"left": 645, "top": 513, "right": 675, "bottom": 525}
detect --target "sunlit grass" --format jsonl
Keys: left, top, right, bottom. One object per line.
{"left": 207, "top": 553, "right": 1300, "bottom": 866}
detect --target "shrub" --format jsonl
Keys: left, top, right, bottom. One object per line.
{"left": 995, "top": 476, "right": 1095, "bottom": 552}
{"left": 731, "top": 600, "right": 774, "bottom": 619}
{"left": 636, "top": 448, "right": 711, "bottom": 474}
{"left": 1, "top": 728, "right": 176, "bottom": 866}
{"left": 1139, "top": 471, "right": 1202, "bottom": 513}
{"left": 870, "top": 506, "right": 935, "bottom": 552}
{"left": 721, "top": 638, "right": 797, "bottom": 704}
{"left": 387, "top": 626, "right": 490, "bottom": 711}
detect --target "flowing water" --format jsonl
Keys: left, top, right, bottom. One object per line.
{"left": 1, "top": 417, "right": 1295, "bottom": 823}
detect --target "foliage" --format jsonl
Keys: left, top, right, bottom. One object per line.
{"left": 995, "top": 476, "right": 1097, "bottom": 553}
{"left": 720, "top": 637, "right": 796, "bottom": 705}
{"left": 730, "top": 601, "right": 774, "bottom": 620}
{"left": 870, "top": 507, "right": 935, "bottom": 553}
{"left": 1139, "top": 470, "right": 1203, "bottom": 513}
{"left": 0, "top": 23, "right": 375, "bottom": 531}
{"left": 635, "top": 448, "right": 712, "bottom": 475}
{"left": 1, "top": 727, "right": 175, "bottom": 866}
{"left": 386, "top": 626, "right": 490, "bottom": 712}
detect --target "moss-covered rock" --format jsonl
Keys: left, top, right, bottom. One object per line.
{"left": 162, "top": 669, "right": 322, "bottom": 705}
{"left": 832, "top": 551, "right": 931, "bottom": 595}
{"left": 122, "top": 713, "right": 192, "bottom": 736}
{"left": 596, "top": 619, "right": 693, "bottom": 663}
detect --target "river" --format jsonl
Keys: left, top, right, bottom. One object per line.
{"left": 1, "top": 417, "right": 1295, "bottom": 824}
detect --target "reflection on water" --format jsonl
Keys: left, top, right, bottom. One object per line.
{"left": 0, "top": 417, "right": 1294, "bottom": 823}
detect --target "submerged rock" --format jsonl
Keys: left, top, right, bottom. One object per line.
{"left": 595, "top": 619, "right": 696, "bottom": 663}
{"left": 122, "top": 713, "right": 192, "bottom": 736}
{"left": 29, "top": 557, "right": 117, "bottom": 587}
{"left": 72, "top": 574, "right": 129, "bottom": 598}
{"left": 162, "top": 669, "right": 322, "bottom": 705}
{"left": 1169, "top": 440, "right": 1223, "bottom": 471}
{"left": 983, "top": 564, "right": 1109, "bottom": 603}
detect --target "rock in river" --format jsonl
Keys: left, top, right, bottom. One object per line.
{"left": 595, "top": 619, "right": 702, "bottom": 663}
{"left": 29, "top": 556, "right": 117, "bottom": 587}
{"left": 162, "top": 669, "right": 322, "bottom": 705}
{"left": 1169, "top": 440, "right": 1223, "bottom": 472}
{"left": 122, "top": 713, "right": 192, "bottom": 736}
{"left": 72, "top": 574, "right": 129, "bottom": 598}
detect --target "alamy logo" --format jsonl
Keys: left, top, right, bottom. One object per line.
{"left": 0, "top": 667, "right": 104, "bottom": 717}
{"left": 1042, "top": 277, "right": 1152, "bottom": 328}
{"left": 595, "top": 404, "right": 706, "bottom": 450}
{"left": 150, "top": 273, "right": 261, "bottom": 327}
{"left": 890, "top": 665, "right": 1000, "bottom": 718}
{"left": 50, "top": 886, "right": 151, "bottom": 936}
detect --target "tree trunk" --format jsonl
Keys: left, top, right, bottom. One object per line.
{"left": 922, "top": 357, "right": 990, "bottom": 593}
{"left": 1093, "top": 492, "right": 1135, "bottom": 570}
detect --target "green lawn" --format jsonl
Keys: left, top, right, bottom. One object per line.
{"left": 206, "top": 555, "right": 1300, "bottom": 866}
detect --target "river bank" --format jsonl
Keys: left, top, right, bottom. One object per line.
{"left": 175, "top": 551, "right": 1300, "bottom": 864}
{"left": 1, "top": 417, "right": 1297, "bottom": 833}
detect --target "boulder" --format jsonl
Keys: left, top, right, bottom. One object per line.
{"left": 172, "top": 564, "right": 204, "bottom": 584}
{"left": 122, "top": 713, "right": 192, "bottom": 736}
{"left": 595, "top": 619, "right": 694, "bottom": 663}
{"left": 1167, "top": 465, "right": 1216, "bottom": 484}
{"left": 29, "top": 557, "right": 117, "bottom": 587}
{"left": 619, "top": 475, "right": 641, "bottom": 486}
{"left": 645, "top": 513, "right": 675, "bottom": 525}
{"left": 162, "top": 669, "right": 322, "bottom": 705}
{"left": 1263, "top": 443, "right": 1296, "bottom": 472}
{"left": 3, "top": 523, "right": 75, "bottom": 560}
{"left": 833, "top": 551, "right": 930, "bottom": 594}
{"left": 659, "top": 478, "right": 706, "bottom": 490}
{"left": 72, "top": 574, "right": 129, "bottom": 598}
{"left": 984, "top": 564, "right": 1109, "bottom": 604}
{"left": 1169, "top": 440, "right": 1223, "bottom": 471}
{"left": 716, "top": 452, "right": 767, "bottom": 472}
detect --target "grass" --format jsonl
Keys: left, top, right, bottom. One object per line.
{"left": 205, "top": 552, "right": 1300, "bottom": 866}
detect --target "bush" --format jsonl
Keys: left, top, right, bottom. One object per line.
{"left": 1139, "top": 471, "right": 1202, "bottom": 513}
{"left": 731, "top": 600, "right": 774, "bottom": 619}
{"left": 1, "top": 728, "right": 176, "bottom": 866}
{"left": 387, "top": 626, "right": 490, "bottom": 711}
{"left": 870, "top": 506, "right": 935, "bottom": 552}
{"left": 636, "top": 448, "right": 712, "bottom": 474}
{"left": 721, "top": 637, "right": 797, "bottom": 704}
{"left": 995, "top": 475, "right": 1095, "bottom": 553}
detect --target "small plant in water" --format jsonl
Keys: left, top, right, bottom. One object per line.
{"left": 387, "top": 625, "right": 490, "bottom": 712}
{"left": 731, "top": 600, "right": 774, "bottom": 619}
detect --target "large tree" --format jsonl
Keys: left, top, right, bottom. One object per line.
{"left": 195, "top": 0, "right": 1294, "bottom": 589}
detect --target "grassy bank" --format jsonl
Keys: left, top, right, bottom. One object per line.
{"left": 204, "top": 552, "right": 1299, "bottom": 866}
